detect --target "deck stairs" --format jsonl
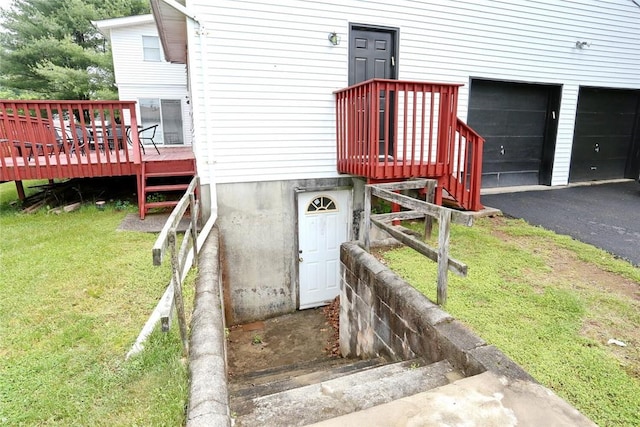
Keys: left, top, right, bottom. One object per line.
{"left": 139, "top": 158, "right": 196, "bottom": 219}
{"left": 229, "top": 356, "right": 462, "bottom": 426}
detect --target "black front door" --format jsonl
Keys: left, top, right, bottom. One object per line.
{"left": 349, "top": 25, "right": 397, "bottom": 157}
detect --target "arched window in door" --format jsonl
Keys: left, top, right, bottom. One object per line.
{"left": 306, "top": 195, "right": 338, "bottom": 213}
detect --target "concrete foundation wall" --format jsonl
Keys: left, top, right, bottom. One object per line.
{"left": 216, "top": 177, "right": 355, "bottom": 324}
{"left": 339, "top": 242, "right": 534, "bottom": 380}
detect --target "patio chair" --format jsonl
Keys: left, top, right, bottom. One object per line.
{"left": 68, "top": 126, "right": 88, "bottom": 156}
{"left": 138, "top": 124, "right": 161, "bottom": 155}
{"left": 106, "top": 127, "right": 126, "bottom": 151}
{"left": 54, "top": 126, "right": 87, "bottom": 157}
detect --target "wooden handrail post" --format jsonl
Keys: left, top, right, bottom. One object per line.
{"left": 189, "top": 186, "right": 199, "bottom": 268}
{"left": 423, "top": 180, "right": 436, "bottom": 240}
{"left": 363, "top": 184, "right": 372, "bottom": 251}
{"left": 169, "top": 230, "right": 189, "bottom": 356}
{"left": 437, "top": 208, "right": 451, "bottom": 306}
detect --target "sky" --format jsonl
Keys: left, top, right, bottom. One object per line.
{"left": 0, "top": 0, "right": 12, "bottom": 31}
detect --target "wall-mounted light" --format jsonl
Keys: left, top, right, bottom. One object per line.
{"left": 575, "top": 41, "right": 591, "bottom": 49}
{"left": 328, "top": 32, "right": 341, "bottom": 46}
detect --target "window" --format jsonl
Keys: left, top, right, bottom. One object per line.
{"left": 142, "top": 36, "right": 161, "bottom": 61}
{"left": 306, "top": 196, "right": 338, "bottom": 213}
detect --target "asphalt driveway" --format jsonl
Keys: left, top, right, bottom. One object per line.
{"left": 481, "top": 181, "right": 640, "bottom": 266}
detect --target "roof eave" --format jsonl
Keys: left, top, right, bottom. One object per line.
{"left": 149, "top": 0, "right": 188, "bottom": 64}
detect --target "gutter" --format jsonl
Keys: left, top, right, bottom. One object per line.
{"left": 156, "top": 0, "right": 218, "bottom": 227}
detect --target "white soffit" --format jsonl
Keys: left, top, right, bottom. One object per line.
{"left": 92, "top": 14, "right": 155, "bottom": 39}
{"left": 149, "top": 0, "right": 188, "bottom": 64}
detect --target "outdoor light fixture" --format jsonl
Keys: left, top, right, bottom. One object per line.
{"left": 328, "top": 32, "right": 341, "bottom": 46}
{"left": 575, "top": 41, "right": 591, "bottom": 49}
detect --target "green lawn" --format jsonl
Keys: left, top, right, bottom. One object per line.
{"left": 0, "top": 181, "right": 190, "bottom": 426}
{"left": 382, "top": 217, "right": 640, "bottom": 426}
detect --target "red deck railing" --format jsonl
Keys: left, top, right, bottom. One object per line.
{"left": 0, "top": 100, "right": 142, "bottom": 182}
{"left": 334, "top": 79, "right": 484, "bottom": 211}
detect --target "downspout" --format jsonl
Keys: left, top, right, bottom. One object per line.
{"left": 158, "top": 0, "right": 217, "bottom": 247}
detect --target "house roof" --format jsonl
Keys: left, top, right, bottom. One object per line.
{"left": 149, "top": 0, "right": 188, "bottom": 64}
{"left": 92, "top": 14, "right": 155, "bottom": 40}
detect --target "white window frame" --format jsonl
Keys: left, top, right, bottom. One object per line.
{"left": 142, "top": 36, "right": 162, "bottom": 62}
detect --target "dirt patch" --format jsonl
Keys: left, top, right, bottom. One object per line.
{"left": 482, "top": 216, "right": 640, "bottom": 379}
{"left": 227, "top": 308, "right": 337, "bottom": 378}
{"left": 490, "top": 216, "right": 639, "bottom": 302}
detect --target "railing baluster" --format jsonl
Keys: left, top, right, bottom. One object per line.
{"left": 420, "top": 88, "right": 426, "bottom": 174}
{"left": 391, "top": 82, "right": 398, "bottom": 177}
{"left": 411, "top": 83, "right": 418, "bottom": 176}
{"left": 402, "top": 83, "right": 408, "bottom": 177}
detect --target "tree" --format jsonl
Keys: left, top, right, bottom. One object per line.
{"left": 0, "top": 0, "right": 149, "bottom": 100}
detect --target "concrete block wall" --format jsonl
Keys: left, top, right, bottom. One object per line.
{"left": 339, "top": 241, "right": 534, "bottom": 381}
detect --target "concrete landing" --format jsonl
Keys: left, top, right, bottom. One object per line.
{"left": 307, "top": 371, "right": 597, "bottom": 427}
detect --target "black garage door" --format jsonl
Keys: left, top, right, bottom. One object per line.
{"left": 570, "top": 87, "right": 640, "bottom": 182}
{"left": 468, "top": 80, "right": 561, "bottom": 188}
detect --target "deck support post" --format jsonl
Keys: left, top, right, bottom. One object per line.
{"left": 15, "top": 181, "right": 25, "bottom": 201}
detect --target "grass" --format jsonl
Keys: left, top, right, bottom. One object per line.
{"left": 381, "top": 217, "right": 640, "bottom": 426}
{"left": 0, "top": 181, "right": 192, "bottom": 426}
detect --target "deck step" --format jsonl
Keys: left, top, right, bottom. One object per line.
{"left": 145, "top": 184, "right": 190, "bottom": 193}
{"left": 145, "top": 200, "right": 179, "bottom": 209}
{"left": 144, "top": 170, "right": 195, "bottom": 178}
{"left": 233, "top": 358, "right": 457, "bottom": 426}
{"left": 230, "top": 357, "right": 388, "bottom": 407}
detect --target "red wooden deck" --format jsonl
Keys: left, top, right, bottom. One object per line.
{"left": 0, "top": 100, "right": 196, "bottom": 218}
{"left": 335, "top": 79, "right": 484, "bottom": 211}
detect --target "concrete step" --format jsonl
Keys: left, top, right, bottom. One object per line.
{"left": 230, "top": 357, "right": 388, "bottom": 407}
{"left": 233, "top": 358, "right": 459, "bottom": 426}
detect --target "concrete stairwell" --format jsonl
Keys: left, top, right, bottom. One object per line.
{"left": 230, "top": 357, "right": 462, "bottom": 426}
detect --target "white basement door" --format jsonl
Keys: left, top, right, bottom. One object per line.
{"left": 297, "top": 190, "right": 350, "bottom": 309}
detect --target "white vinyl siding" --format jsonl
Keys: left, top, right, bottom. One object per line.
{"left": 109, "top": 22, "right": 187, "bottom": 86}
{"left": 106, "top": 20, "right": 192, "bottom": 146}
{"left": 186, "top": 0, "right": 640, "bottom": 186}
